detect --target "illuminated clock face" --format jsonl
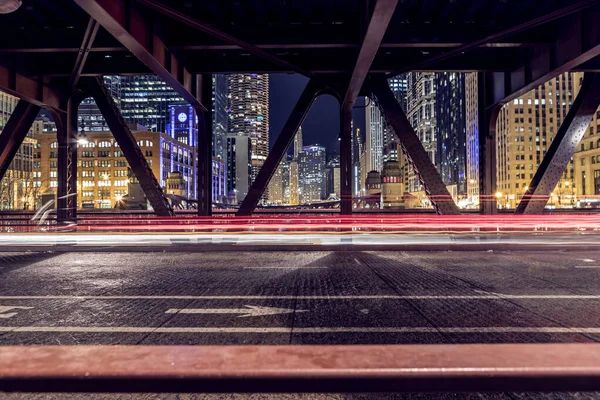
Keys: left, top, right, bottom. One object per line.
{"left": 177, "top": 112, "right": 187, "bottom": 122}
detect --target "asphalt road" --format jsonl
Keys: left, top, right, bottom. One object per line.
{"left": 2, "top": 250, "right": 600, "bottom": 399}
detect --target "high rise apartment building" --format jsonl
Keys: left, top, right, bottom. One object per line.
{"left": 226, "top": 74, "right": 269, "bottom": 182}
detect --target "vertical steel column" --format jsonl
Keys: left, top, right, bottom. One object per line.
{"left": 56, "top": 96, "right": 81, "bottom": 223}
{"left": 477, "top": 73, "right": 501, "bottom": 215}
{"left": 370, "top": 76, "right": 460, "bottom": 215}
{"left": 516, "top": 73, "right": 600, "bottom": 214}
{"left": 237, "top": 79, "right": 322, "bottom": 216}
{"left": 340, "top": 103, "right": 353, "bottom": 215}
{"left": 0, "top": 100, "right": 40, "bottom": 182}
{"left": 81, "top": 77, "right": 174, "bottom": 217}
{"left": 197, "top": 74, "right": 212, "bottom": 216}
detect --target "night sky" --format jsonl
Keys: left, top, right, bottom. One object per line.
{"left": 269, "top": 74, "right": 365, "bottom": 158}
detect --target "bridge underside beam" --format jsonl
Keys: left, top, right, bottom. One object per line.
{"left": 237, "top": 80, "right": 323, "bottom": 216}
{"left": 136, "top": 0, "right": 312, "bottom": 78}
{"left": 370, "top": 76, "right": 460, "bottom": 215}
{"left": 55, "top": 96, "right": 83, "bottom": 223}
{"left": 0, "top": 100, "right": 40, "bottom": 182}
{"left": 476, "top": 73, "right": 502, "bottom": 215}
{"left": 488, "top": 7, "right": 600, "bottom": 105}
{"left": 0, "top": 65, "right": 62, "bottom": 112}
{"left": 74, "top": 0, "right": 206, "bottom": 112}
{"left": 81, "top": 77, "right": 174, "bottom": 217}
{"left": 196, "top": 74, "right": 212, "bottom": 217}
{"left": 516, "top": 73, "right": 600, "bottom": 214}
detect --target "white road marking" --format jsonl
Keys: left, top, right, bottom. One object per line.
{"left": 580, "top": 259, "right": 596, "bottom": 262}
{"left": 166, "top": 305, "right": 305, "bottom": 317}
{"left": 0, "top": 326, "right": 598, "bottom": 334}
{"left": 0, "top": 306, "right": 33, "bottom": 319}
{"left": 243, "top": 266, "right": 326, "bottom": 269}
{"left": 0, "top": 294, "right": 599, "bottom": 300}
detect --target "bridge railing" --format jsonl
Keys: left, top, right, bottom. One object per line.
{"left": 1, "top": 343, "right": 600, "bottom": 393}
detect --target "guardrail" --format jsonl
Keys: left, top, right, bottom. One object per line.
{"left": 1, "top": 344, "right": 600, "bottom": 393}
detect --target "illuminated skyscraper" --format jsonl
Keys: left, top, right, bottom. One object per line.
{"left": 226, "top": 74, "right": 269, "bottom": 182}
{"left": 435, "top": 72, "right": 466, "bottom": 195}
{"left": 212, "top": 74, "right": 228, "bottom": 160}
{"left": 119, "top": 75, "right": 183, "bottom": 133}
{"left": 299, "top": 145, "right": 326, "bottom": 203}
{"left": 365, "top": 97, "right": 384, "bottom": 173}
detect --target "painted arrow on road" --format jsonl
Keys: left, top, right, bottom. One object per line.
{"left": 0, "top": 306, "right": 33, "bottom": 319}
{"left": 165, "top": 305, "right": 307, "bottom": 318}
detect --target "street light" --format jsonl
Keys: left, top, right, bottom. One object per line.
{"left": 495, "top": 191, "right": 503, "bottom": 209}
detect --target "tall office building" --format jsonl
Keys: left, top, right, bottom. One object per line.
{"left": 365, "top": 97, "right": 384, "bottom": 174}
{"left": 226, "top": 74, "right": 269, "bottom": 182}
{"left": 325, "top": 156, "right": 341, "bottom": 198}
{"left": 267, "top": 164, "right": 284, "bottom": 204}
{"left": 293, "top": 126, "right": 303, "bottom": 160}
{"left": 212, "top": 74, "right": 228, "bottom": 160}
{"left": 78, "top": 76, "right": 122, "bottom": 132}
{"left": 225, "top": 135, "right": 252, "bottom": 203}
{"left": 299, "top": 145, "right": 326, "bottom": 203}
{"left": 352, "top": 127, "right": 363, "bottom": 196}
{"left": 288, "top": 126, "right": 303, "bottom": 205}
{"left": 281, "top": 157, "right": 291, "bottom": 204}
{"left": 465, "top": 73, "right": 480, "bottom": 204}
{"left": 119, "top": 75, "right": 183, "bottom": 133}
{"left": 495, "top": 72, "right": 583, "bottom": 209}
{"left": 405, "top": 72, "right": 437, "bottom": 193}
{"left": 389, "top": 75, "right": 408, "bottom": 112}
{"left": 435, "top": 72, "right": 467, "bottom": 195}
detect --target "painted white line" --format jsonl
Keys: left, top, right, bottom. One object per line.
{"left": 575, "top": 266, "right": 600, "bottom": 269}
{"left": 0, "top": 326, "right": 598, "bottom": 334}
{"left": 243, "top": 267, "right": 326, "bottom": 269}
{"left": 580, "top": 259, "right": 596, "bottom": 262}
{"left": 166, "top": 305, "right": 305, "bottom": 317}
{"left": 0, "top": 295, "right": 599, "bottom": 300}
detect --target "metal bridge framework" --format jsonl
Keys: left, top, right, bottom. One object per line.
{"left": 0, "top": 0, "right": 600, "bottom": 219}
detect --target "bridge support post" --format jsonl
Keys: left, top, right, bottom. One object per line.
{"left": 516, "top": 73, "right": 600, "bottom": 214}
{"left": 477, "top": 73, "right": 501, "bottom": 215}
{"left": 370, "top": 76, "right": 460, "bottom": 215}
{"left": 196, "top": 74, "right": 212, "bottom": 216}
{"left": 55, "top": 96, "right": 82, "bottom": 224}
{"left": 80, "top": 77, "right": 174, "bottom": 217}
{"left": 0, "top": 100, "right": 40, "bottom": 182}
{"left": 340, "top": 104, "right": 353, "bottom": 215}
{"left": 237, "top": 79, "right": 322, "bottom": 216}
